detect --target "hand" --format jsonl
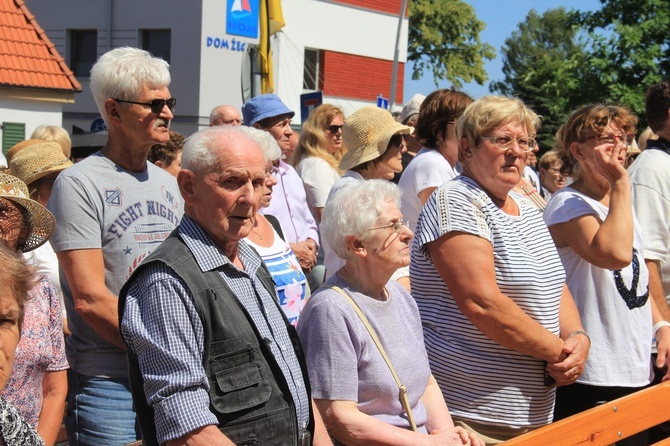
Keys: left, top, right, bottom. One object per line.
{"left": 290, "top": 240, "right": 317, "bottom": 272}
{"left": 546, "top": 333, "right": 590, "bottom": 386}
{"left": 591, "top": 139, "right": 628, "bottom": 185}
{"left": 429, "top": 428, "right": 484, "bottom": 446}
{"left": 655, "top": 326, "right": 670, "bottom": 381}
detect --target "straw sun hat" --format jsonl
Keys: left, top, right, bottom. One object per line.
{"left": 339, "top": 106, "right": 413, "bottom": 171}
{"left": 8, "top": 141, "right": 73, "bottom": 186}
{"left": 0, "top": 173, "right": 55, "bottom": 252}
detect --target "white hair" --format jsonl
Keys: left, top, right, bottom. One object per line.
{"left": 90, "top": 47, "right": 171, "bottom": 125}
{"left": 321, "top": 179, "right": 401, "bottom": 260}
{"left": 236, "top": 126, "right": 281, "bottom": 162}
{"left": 181, "top": 126, "right": 260, "bottom": 174}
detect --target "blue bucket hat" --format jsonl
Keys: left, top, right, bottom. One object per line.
{"left": 242, "top": 94, "right": 295, "bottom": 127}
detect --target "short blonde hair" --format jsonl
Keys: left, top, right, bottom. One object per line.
{"left": 30, "top": 125, "right": 71, "bottom": 158}
{"left": 456, "top": 96, "right": 541, "bottom": 163}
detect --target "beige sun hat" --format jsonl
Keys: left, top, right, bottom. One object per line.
{"left": 8, "top": 142, "right": 73, "bottom": 186}
{"left": 399, "top": 94, "right": 426, "bottom": 124}
{"left": 5, "top": 139, "right": 46, "bottom": 164}
{"left": 339, "top": 106, "right": 413, "bottom": 171}
{"left": 0, "top": 173, "right": 55, "bottom": 252}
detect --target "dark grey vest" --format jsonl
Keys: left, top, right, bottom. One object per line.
{"left": 119, "top": 230, "right": 314, "bottom": 445}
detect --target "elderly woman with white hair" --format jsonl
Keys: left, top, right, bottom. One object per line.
{"left": 240, "top": 126, "right": 309, "bottom": 325}
{"left": 298, "top": 179, "right": 482, "bottom": 446}
{"left": 323, "top": 106, "right": 412, "bottom": 285}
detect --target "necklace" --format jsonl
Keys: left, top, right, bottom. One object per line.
{"left": 251, "top": 219, "right": 263, "bottom": 240}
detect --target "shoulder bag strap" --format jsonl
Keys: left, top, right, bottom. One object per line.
{"left": 328, "top": 285, "right": 418, "bottom": 432}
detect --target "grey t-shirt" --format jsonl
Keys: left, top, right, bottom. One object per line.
{"left": 297, "top": 274, "right": 430, "bottom": 433}
{"left": 47, "top": 151, "right": 183, "bottom": 378}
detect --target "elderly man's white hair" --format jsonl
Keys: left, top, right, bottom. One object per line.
{"left": 321, "top": 179, "right": 402, "bottom": 260}
{"left": 236, "top": 126, "right": 282, "bottom": 162}
{"left": 90, "top": 47, "right": 171, "bottom": 126}
{"left": 181, "top": 126, "right": 261, "bottom": 174}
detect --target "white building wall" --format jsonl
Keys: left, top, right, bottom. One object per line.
{"left": 0, "top": 98, "right": 63, "bottom": 142}
{"left": 28, "top": 0, "right": 407, "bottom": 134}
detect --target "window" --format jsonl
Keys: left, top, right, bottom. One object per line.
{"left": 303, "top": 48, "right": 319, "bottom": 91}
{"left": 142, "top": 30, "right": 171, "bottom": 64}
{"left": 70, "top": 30, "right": 97, "bottom": 77}
{"left": 2, "top": 122, "right": 25, "bottom": 155}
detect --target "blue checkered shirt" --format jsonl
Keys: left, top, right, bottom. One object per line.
{"left": 121, "top": 215, "right": 311, "bottom": 444}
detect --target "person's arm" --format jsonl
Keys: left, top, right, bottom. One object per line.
{"left": 646, "top": 259, "right": 670, "bottom": 320}
{"left": 549, "top": 142, "right": 632, "bottom": 269}
{"left": 56, "top": 248, "right": 125, "bottom": 349}
{"left": 312, "top": 399, "right": 334, "bottom": 446}
{"left": 418, "top": 187, "right": 438, "bottom": 206}
{"left": 37, "top": 370, "right": 67, "bottom": 446}
{"left": 165, "top": 425, "right": 235, "bottom": 446}
{"left": 290, "top": 239, "right": 317, "bottom": 271}
{"left": 121, "top": 269, "right": 220, "bottom": 444}
{"left": 313, "top": 207, "right": 324, "bottom": 224}
{"left": 427, "top": 232, "right": 565, "bottom": 363}
{"left": 315, "top": 399, "right": 469, "bottom": 446}
{"left": 649, "top": 296, "right": 670, "bottom": 381}
{"left": 546, "top": 284, "right": 590, "bottom": 386}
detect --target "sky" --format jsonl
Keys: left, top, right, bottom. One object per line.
{"left": 402, "top": 0, "right": 603, "bottom": 103}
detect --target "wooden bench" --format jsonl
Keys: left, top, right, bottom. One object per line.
{"left": 503, "top": 381, "right": 670, "bottom": 445}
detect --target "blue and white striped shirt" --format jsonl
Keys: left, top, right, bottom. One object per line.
{"left": 121, "top": 215, "right": 310, "bottom": 444}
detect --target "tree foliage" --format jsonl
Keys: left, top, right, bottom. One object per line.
{"left": 408, "top": 0, "right": 495, "bottom": 88}
{"left": 572, "top": 0, "right": 670, "bottom": 123}
{"left": 490, "top": 8, "right": 597, "bottom": 150}
{"left": 492, "top": 0, "right": 670, "bottom": 145}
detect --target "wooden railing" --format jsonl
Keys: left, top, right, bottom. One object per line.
{"left": 503, "top": 381, "right": 670, "bottom": 446}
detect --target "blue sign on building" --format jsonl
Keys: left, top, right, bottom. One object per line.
{"left": 377, "top": 94, "right": 389, "bottom": 110}
{"left": 300, "top": 91, "right": 323, "bottom": 123}
{"left": 226, "top": 0, "right": 259, "bottom": 38}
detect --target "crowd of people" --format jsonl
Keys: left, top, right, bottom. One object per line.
{"left": 1, "top": 45, "right": 670, "bottom": 446}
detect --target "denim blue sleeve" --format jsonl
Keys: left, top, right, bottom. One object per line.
{"left": 120, "top": 263, "right": 218, "bottom": 444}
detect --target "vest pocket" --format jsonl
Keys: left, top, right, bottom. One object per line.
{"left": 211, "top": 360, "right": 272, "bottom": 413}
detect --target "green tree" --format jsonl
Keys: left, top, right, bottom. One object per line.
{"left": 490, "top": 8, "right": 595, "bottom": 150}
{"left": 572, "top": 0, "right": 670, "bottom": 125}
{"left": 408, "top": 0, "right": 495, "bottom": 88}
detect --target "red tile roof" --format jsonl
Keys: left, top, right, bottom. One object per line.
{"left": 0, "top": 0, "right": 80, "bottom": 92}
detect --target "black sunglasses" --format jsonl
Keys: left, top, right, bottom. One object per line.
{"left": 113, "top": 97, "right": 177, "bottom": 114}
{"left": 326, "top": 124, "right": 343, "bottom": 133}
{"left": 388, "top": 133, "right": 407, "bottom": 148}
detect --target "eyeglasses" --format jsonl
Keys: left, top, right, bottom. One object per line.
{"left": 265, "top": 166, "right": 279, "bottom": 177}
{"left": 388, "top": 134, "right": 407, "bottom": 148}
{"left": 480, "top": 135, "right": 536, "bottom": 153}
{"left": 113, "top": 97, "right": 177, "bottom": 114}
{"left": 367, "top": 220, "right": 409, "bottom": 234}
{"left": 327, "top": 125, "right": 343, "bottom": 133}
{"left": 584, "top": 133, "right": 635, "bottom": 146}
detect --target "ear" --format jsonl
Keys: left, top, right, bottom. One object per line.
{"left": 252, "top": 123, "right": 263, "bottom": 130}
{"left": 569, "top": 141, "right": 584, "bottom": 161}
{"left": 154, "top": 160, "right": 166, "bottom": 169}
{"left": 345, "top": 235, "right": 367, "bottom": 258}
{"left": 459, "top": 137, "right": 473, "bottom": 161}
{"left": 177, "top": 169, "right": 196, "bottom": 206}
{"left": 105, "top": 98, "right": 122, "bottom": 125}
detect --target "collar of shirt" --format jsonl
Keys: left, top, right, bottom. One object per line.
{"left": 178, "top": 215, "right": 260, "bottom": 276}
{"left": 276, "top": 159, "right": 291, "bottom": 176}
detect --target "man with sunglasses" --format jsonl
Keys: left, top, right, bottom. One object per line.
{"left": 47, "top": 47, "right": 183, "bottom": 445}
{"left": 630, "top": 79, "right": 670, "bottom": 322}
{"left": 242, "top": 95, "right": 322, "bottom": 291}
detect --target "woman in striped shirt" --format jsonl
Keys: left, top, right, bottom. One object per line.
{"left": 410, "top": 96, "right": 589, "bottom": 444}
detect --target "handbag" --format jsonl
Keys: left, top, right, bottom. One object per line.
{"left": 328, "top": 285, "right": 418, "bottom": 432}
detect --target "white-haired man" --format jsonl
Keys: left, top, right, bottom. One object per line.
{"left": 120, "top": 126, "right": 331, "bottom": 446}
{"left": 47, "top": 47, "right": 183, "bottom": 444}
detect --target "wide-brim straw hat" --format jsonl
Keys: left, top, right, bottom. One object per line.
{"left": 9, "top": 142, "right": 73, "bottom": 186}
{"left": 5, "top": 139, "right": 46, "bottom": 163}
{"left": 0, "top": 173, "right": 55, "bottom": 252}
{"left": 339, "top": 106, "right": 413, "bottom": 171}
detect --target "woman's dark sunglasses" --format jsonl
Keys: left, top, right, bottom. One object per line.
{"left": 327, "top": 124, "right": 343, "bottom": 133}
{"left": 113, "top": 97, "right": 177, "bottom": 114}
